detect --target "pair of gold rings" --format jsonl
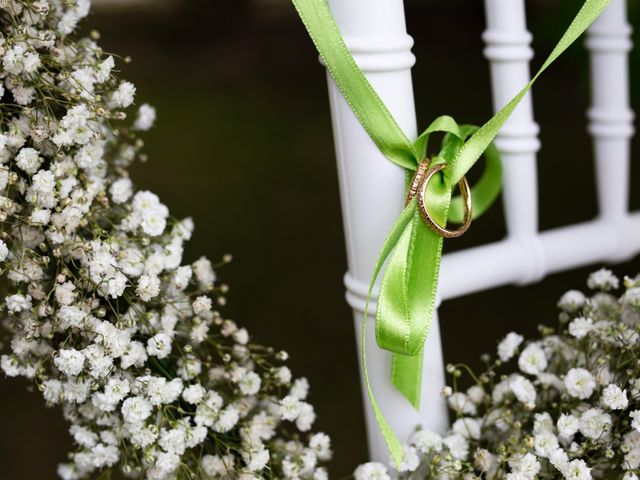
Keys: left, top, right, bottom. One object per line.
{"left": 405, "top": 159, "right": 472, "bottom": 239}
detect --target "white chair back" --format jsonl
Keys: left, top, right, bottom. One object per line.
{"left": 325, "top": 0, "right": 638, "bottom": 462}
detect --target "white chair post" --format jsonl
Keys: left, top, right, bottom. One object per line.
{"left": 483, "top": 0, "right": 540, "bottom": 238}
{"left": 482, "top": 0, "right": 545, "bottom": 284}
{"left": 586, "top": 0, "right": 634, "bottom": 236}
{"left": 324, "top": 0, "right": 448, "bottom": 463}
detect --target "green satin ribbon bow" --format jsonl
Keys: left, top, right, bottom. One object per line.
{"left": 292, "top": 0, "right": 611, "bottom": 467}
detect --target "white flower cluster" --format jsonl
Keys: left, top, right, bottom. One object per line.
{"left": 356, "top": 269, "right": 640, "bottom": 479}
{"left": 0, "top": 2, "right": 330, "bottom": 479}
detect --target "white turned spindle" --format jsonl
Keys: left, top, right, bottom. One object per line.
{"left": 482, "top": 0, "right": 545, "bottom": 283}
{"left": 483, "top": 0, "right": 541, "bottom": 237}
{"left": 586, "top": 0, "right": 634, "bottom": 229}
{"left": 325, "top": 0, "right": 448, "bottom": 463}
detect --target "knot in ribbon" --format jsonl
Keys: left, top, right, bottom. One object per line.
{"left": 292, "top": 0, "right": 611, "bottom": 467}
{"left": 367, "top": 122, "right": 501, "bottom": 425}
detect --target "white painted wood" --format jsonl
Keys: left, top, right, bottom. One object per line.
{"left": 483, "top": 0, "right": 541, "bottom": 255}
{"left": 439, "top": 214, "right": 640, "bottom": 300}
{"left": 324, "top": 0, "right": 448, "bottom": 464}
{"left": 586, "top": 0, "right": 634, "bottom": 232}
{"left": 324, "top": 0, "right": 638, "bottom": 464}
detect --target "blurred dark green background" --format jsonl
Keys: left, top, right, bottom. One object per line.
{"left": 2, "top": 0, "right": 640, "bottom": 478}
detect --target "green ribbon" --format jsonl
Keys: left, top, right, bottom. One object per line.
{"left": 292, "top": 0, "right": 611, "bottom": 468}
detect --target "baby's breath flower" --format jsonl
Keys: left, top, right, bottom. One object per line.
{"left": 563, "top": 458, "right": 592, "bottom": 480}
{"left": 534, "top": 431, "right": 559, "bottom": 458}
{"left": 54, "top": 348, "right": 85, "bottom": 376}
{"left": 0, "top": 240, "right": 8, "bottom": 262}
{"left": 587, "top": 268, "right": 620, "bottom": 291}
{"left": 630, "top": 410, "right": 640, "bottom": 433}
{"left": 579, "top": 408, "right": 611, "bottom": 440}
{"left": 354, "top": 462, "right": 391, "bottom": 480}
{"left": 452, "top": 417, "right": 482, "bottom": 440}
{"left": 121, "top": 396, "right": 152, "bottom": 425}
{"left": 601, "top": 383, "right": 628, "bottom": 410}
{"left": 410, "top": 429, "right": 442, "bottom": 453}
{"left": 498, "top": 332, "right": 524, "bottom": 362}
{"left": 357, "top": 269, "right": 640, "bottom": 479}
{"left": 466, "top": 385, "right": 485, "bottom": 404}
{"left": 110, "top": 81, "right": 136, "bottom": 109}
{"left": 557, "top": 413, "right": 580, "bottom": 439}
{"left": 444, "top": 434, "right": 469, "bottom": 460}
{"left": 447, "top": 392, "right": 477, "bottom": 415}
{"left": 558, "top": 289, "right": 587, "bottom": 313}
{"left": 518, "top": 343, "right": 547, "bottom": 375}
{"left": 508, "top": 452, "right": 540, "bottom": 479}
{"left": 565, "top": 368, "right": 596, "bottom": 399}
{"left": 568, "top": 316, "right": 594, "bottom": 338}
{"left": 510, "top": 374, "right": 537, "bottom": 405}
{"left": 398, "top": 446, "right": 420, "bottom": 472}
{"left": 133, "top": 103, "right": 156, "bottom": 131}
{"left": 0, "top": 4, "right": 329, "bottom": 478}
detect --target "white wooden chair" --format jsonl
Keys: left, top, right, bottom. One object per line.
{"left": 325, "top": 0, "right": 640, "bottom": 462}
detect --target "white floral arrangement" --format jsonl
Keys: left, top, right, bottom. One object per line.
{"left": 0, "top": 1, "right": 331, "bottom": 479}
{"left": 355, "top": 268, "right": 640, "bottom": 480}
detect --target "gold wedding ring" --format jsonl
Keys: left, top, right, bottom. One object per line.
{"left": 406, "top": 159, "right": 473, "bottom": 239}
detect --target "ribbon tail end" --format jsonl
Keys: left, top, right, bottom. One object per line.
{"left": 391, "top": 352, "right": 423, "bottom": 411}
{"left": 390, "top": 444, "right": 404, "bottom": 470}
